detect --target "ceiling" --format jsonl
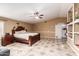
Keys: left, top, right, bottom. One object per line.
{"left": 0, "top": 3, "right": 73, "bottom": 23}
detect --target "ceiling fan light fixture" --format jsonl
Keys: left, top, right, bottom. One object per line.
{"left": 29, "top": 10, "right": 44, "bottom": 19}
{"left": 35, "top": 16, "right": 39, "bottom": 19}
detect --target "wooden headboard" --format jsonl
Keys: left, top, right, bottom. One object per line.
{"left": 15, "top": 26, "right": 25, "bottom": 31}
{"left": 12, "top": 26, "right": 27, "bottom": 35}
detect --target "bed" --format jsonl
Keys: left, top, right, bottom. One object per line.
{"left": 12, "top": 26, "right": 40, "bottom": 46}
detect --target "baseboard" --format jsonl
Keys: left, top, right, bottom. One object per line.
{"left": 41, "top": 37, "right": 55, "bottom": 39}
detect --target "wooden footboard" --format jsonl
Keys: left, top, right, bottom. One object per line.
{"left": 14, "top": 33, "right": 40, "bottom": 46}
{"left": 29, "top": 33, "right": 40, "bottom": 46}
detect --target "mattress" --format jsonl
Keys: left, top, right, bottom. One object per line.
{"left": 14, "top": 33, "right": 38, "bottom": 40}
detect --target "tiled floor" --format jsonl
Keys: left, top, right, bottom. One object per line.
{"left": 0, "top": 39, "right": 77, "bottom": 56}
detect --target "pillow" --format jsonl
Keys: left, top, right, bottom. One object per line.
{"left": 15, "top": 30, "right": 26, "bottom": 34}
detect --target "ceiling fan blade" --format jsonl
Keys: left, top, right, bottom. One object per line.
{"left": 39, "top": 16, "right": 43, "bottom": 19}
{"left": 34, "top": 11, "right": 39, "bottom": 16}
{"left": 40, "top": 14, "right": 44, "bottom": 16}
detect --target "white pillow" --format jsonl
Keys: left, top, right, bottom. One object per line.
{"left": 15, "top": 30, "right": 26, "bottom": 34}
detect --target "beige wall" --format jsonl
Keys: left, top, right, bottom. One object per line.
{"left": 0, "top": 17, "right": 32, "bottom": 34}
{"left": 32, "top": 17, "right": 67, "bottom": 39}
{"left": 0, "top": 16, "right": 67, "bottom": 39}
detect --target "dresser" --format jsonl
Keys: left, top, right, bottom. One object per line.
{"left": 1, "top": 33, "right": 14, "bottom": 46}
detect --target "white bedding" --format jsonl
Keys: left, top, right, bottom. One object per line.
{"left": 14, "top": 32, "right": 38, "bottom": 40}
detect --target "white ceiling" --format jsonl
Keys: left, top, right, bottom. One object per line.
{"left": 0, "top": 3, "right": 73, "bottom": 23}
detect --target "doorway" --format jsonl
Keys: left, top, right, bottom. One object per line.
{"left": 55, "top": 23, "right": 67, "bottom": 44}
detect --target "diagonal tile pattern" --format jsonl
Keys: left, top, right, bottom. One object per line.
{"left": 0, "top": 39, "right": 76, "bottom": 56}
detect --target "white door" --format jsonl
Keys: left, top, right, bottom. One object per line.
{"left": 55, "top": 23, "right": 66, "bottom": 39}
{"left": 0, "top": 21, "right": 4, "bottom": 39}
{"left": 55, "top": 24, "right": 62, "bottom": 39}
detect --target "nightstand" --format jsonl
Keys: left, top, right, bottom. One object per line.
{"left": 1, "top": 33, "right": 14, "bottom": 46}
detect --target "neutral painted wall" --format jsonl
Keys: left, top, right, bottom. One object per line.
{"left": 0, "top": 17, "right": 32, "bottom": 34}
{"left": 0, "top": 16, "right": 67, "bottom": 39}
{"left": 32, "top": 17, "right": 67, "bottom": 39}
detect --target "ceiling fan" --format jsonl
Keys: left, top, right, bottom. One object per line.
{"left": 32, "top": 11, "right": 44, "bottom": 19}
